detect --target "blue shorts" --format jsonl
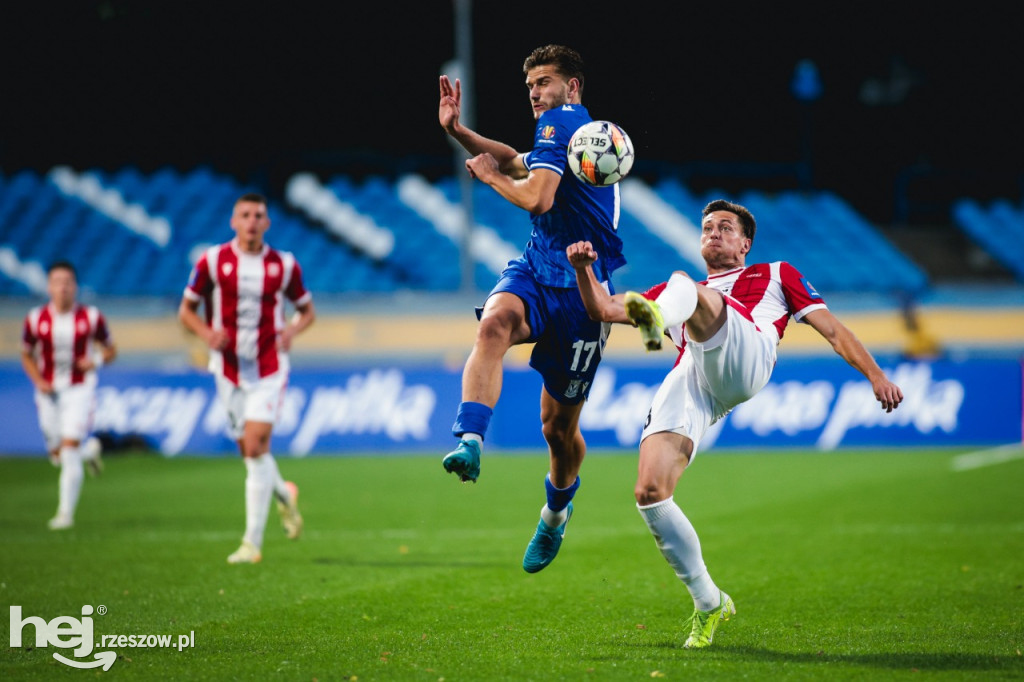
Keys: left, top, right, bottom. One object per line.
{"left": 483, "top": 258, "right": 612, "bottom": 404}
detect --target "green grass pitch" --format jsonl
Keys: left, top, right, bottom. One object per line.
{"left": 2, "top": 447, "right": 1022, "bottom": 681}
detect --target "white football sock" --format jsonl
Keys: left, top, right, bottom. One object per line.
{"left": 540, "top": 504, "right": 568, "bottom": 529}
{"left": 462, "top": 433, "right": 482, "bottom": 447}
{"left": 655, "top": 273, "right": 698, "bottom": 328}
{"left": 264, "top": 453, "right": 290, "bottom": 503}
{"left": 57, "top": 445, "right": 84, "bottom": 518}
{"left": 243, "top": 455, "right": 275, "bottom": 549}
{"left": 638, "top": 497, "right": 721, "bottom": 611}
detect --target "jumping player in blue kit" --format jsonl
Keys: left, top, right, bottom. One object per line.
{"left": 438, "top": 44, "right": 626, "bottom": 572}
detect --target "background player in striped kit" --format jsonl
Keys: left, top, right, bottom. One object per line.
{"left": 568, "top": 198, "right": 903, "bottom": 649}
{"left": 179, "top": 193, "right": 315, "bottom": 564}
{"left": 21, "top": 260, "right": 117, "bottom": 530}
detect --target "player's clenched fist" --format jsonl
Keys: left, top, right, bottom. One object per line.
{"left": 566, "top": 241, "right": 598, "bottom": 269}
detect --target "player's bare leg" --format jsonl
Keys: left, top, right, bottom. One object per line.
{"left": 680, "top": 284, "right": 729, "bottom": 344}
{"left": 635, "top": 432, "right": 732, "bottom": 647}
{"left": 445, "top": 293, "right": 530, "bottom": 483}
{"left": 523, "top": 392, "right": 585, "bottom": 573}
{"left": 461, "top": 305, "right": 522, "bottom": 406}
{"left": 541, "top": 392, "right": 586, "bottom": 489}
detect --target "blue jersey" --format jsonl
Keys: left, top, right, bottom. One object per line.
{"left": 521, "top": 104, "right": 626, "bottom": 288}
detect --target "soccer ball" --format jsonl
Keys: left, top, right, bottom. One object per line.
{"left": 567, "top": 120, "right": 634, "bottom": 186}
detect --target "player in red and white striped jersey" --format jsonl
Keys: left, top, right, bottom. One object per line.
{"left": 21, "top": 260, "right": 117, "bottom": 530}
{"left": 179, "top": 193, "right": 316, "bottom": 565}
{"left": 637, "top": 261, "right": 827, "bottom": 366}
{"left": 569, "top": 198, "right": 903, "bottom": 649}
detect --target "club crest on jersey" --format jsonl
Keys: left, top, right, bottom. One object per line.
{"left": 565, "top": 379, "right": 589, "bottom": 400}
{"left": 541, "top": 125, "right": 556, "bottom": 140}
{"left": 221, "top": 263, "right": 234, "bottom": 276}
{"left": 40, "top": 321, "right": 49, "bottom": 335}
{"left": 267, "top": 262, "right": 280, "bottom": 278}
{"left": 800, "top": 277, "right": 822, "bottom": 299}
{"left": 77, "top": 321, "right": 88, "bottom": 334}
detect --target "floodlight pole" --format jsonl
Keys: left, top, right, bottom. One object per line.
{"left": 454, "top": 0, "right": 476, "bottom": 295}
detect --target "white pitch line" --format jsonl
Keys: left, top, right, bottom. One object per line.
{"left": 950, "top": 444, "right": 1024, "bottom": 472}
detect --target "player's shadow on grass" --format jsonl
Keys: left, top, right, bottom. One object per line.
{"left": 311, "top": 557, "right": 507, "bottom": 568}
{"left": 686, "top": 645, "right": 1021, "bottom": 673}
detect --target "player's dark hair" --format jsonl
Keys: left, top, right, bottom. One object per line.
{"left": 523, "top": 45, "right": 585, "bottom": 96}
{"left": 47, "top": 260, "right": 77, "bottom": 278}
{"left": 235, "top": 192, "right": 268, "bottom": 207}
{"left": 703, "top": 199, "right": 757, "bottom": 244}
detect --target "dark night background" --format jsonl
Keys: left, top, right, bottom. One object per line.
{"left": 2, "top": 0, "right": 1022, "bottom": 224}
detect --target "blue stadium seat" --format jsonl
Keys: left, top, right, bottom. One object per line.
{"left": 0, "top": 168, "right": 939, "bottom": 297}
{"left": 645, "top": 182, "right": 928, "bottom": 293}
{"left": 953, "top": 198, "right": 1024, "bottom": 281}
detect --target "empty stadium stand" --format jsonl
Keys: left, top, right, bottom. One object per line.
{"left": 0, "top": 166, "right": 954, "bottom": 299}
{"left": 953, "top": 198, "right": 1024, "bottom": 281}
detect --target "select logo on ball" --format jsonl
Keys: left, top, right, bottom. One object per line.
{"left": 567, "top": 120, "right": 634, "bottom": 186}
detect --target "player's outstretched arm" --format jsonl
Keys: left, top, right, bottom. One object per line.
{"left": 567, "top": 241, "right": 629, "bottom": 324}
{"left": 803, "top": 309, "right": 903, "bottom": 412}
{"left": 467, "top": 157, "right": 556, "bottom": 213}
{"left": 439, "top": 75, "right": 522, "bottom": 173}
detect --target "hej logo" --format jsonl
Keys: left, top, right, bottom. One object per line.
{"left": 9, "top": 605, "right": 115, "bottom": 670}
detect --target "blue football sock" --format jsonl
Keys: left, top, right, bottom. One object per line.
{"left": 545, "top": 474, "right": 581, "bottom": 513}
{"left": 452, "top": 401, "right": 493, "bottom": 440}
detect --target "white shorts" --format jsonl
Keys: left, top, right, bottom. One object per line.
{"left": 35, "top": 383, "right": 95, "bottom": 451}
{"left": 641, "top": 304, "right": 776, "bottom": 459}
{"left": 214, "top": 371, "right": 288, "bottom": 440}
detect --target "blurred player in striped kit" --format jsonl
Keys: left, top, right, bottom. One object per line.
{"left": 21, "top": 260, "right": 117, "bottom": 530}
{"left": 179, "top": 193, "right": 315, "bottom": 564}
